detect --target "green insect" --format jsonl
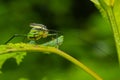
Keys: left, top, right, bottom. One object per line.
{"left": 5, "top": 23, "right": 59, "bottom": 46}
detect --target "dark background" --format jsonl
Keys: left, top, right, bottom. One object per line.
{"left": 0, "top": 0, "right": 119, "bottom": 80}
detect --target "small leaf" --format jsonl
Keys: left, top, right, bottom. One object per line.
{"left": 0, "top": 43, "right": 27, "bottom": 71}
{"left": 13, "top": 52, "right": 27, "bottom": 65}
{"left": 0, "top": 52, "right": 26, "bottom": 70}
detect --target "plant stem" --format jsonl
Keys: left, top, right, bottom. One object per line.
{"left": 52, "top": 48, "right": 103, "bottom": 80}
{"left": 0, "top": 43, "right": 103, "bottom": 80}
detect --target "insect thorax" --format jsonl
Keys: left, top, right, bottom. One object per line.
{"left": 27, "top": 28, "right": 48, "bottom": 40}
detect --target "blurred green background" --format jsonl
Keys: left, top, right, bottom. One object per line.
{"left": 0, "top": 0, "right": 119, "bottom": 80}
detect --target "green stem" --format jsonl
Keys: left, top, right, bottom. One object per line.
{"left": 0, "top": 43, "right": 103, "bottom": 80}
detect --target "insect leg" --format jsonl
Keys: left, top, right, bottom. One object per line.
{"left": 4, "top": 34, "right": 27, "bottom": 44}
{"left": 48, "top": 29, "right": 63, "bottom": 47}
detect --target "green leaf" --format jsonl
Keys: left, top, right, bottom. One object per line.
{"left": 90, "top": 0, "right": 120, "bottom": 63}
{"left": 0, "top": 53, "right": 25, "bottom": 71}
{"left": 0, "top": 45, "right": 26, "bottom": 71}
{"left": 0, "top": 52, "right": 26, "bottom": 70}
